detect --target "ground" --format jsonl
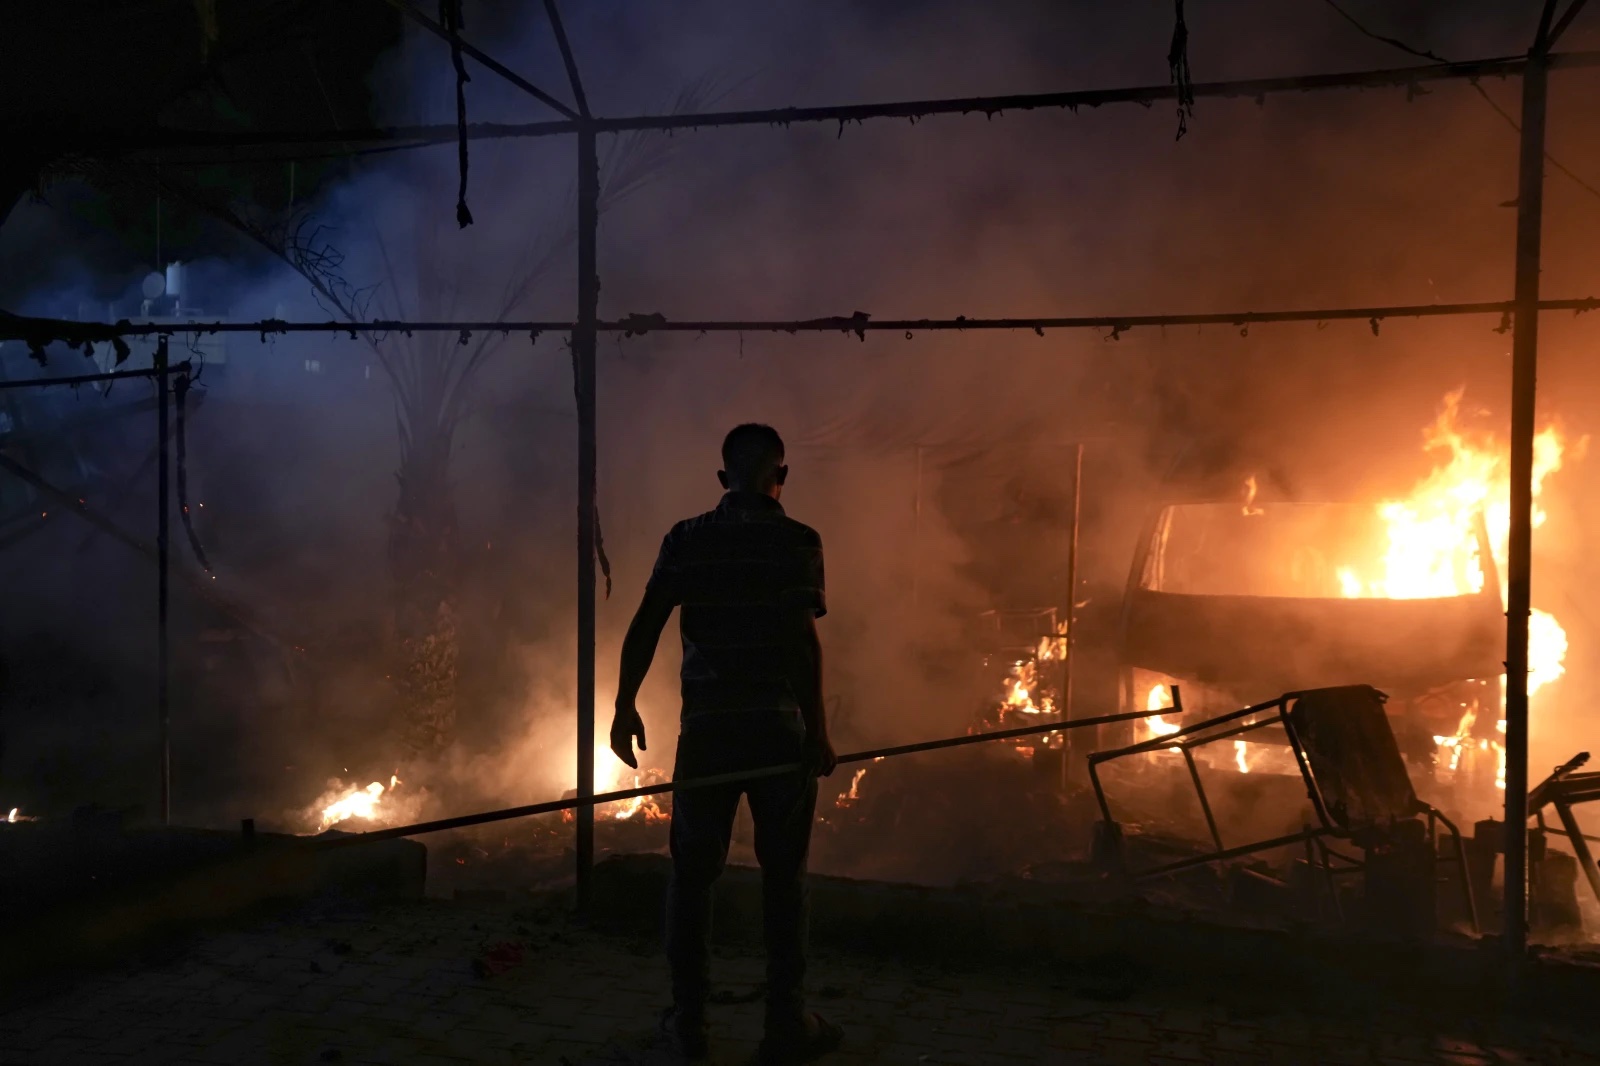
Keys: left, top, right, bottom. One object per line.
{"left": 2, "top": 896, "right": 1597, "bottom": 1066}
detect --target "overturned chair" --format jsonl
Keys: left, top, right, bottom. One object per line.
{"left": 1089, "top": 684, "right": 1479, "bottom": 934}
{"left": 1529, "top": 751, "right": 1600, "bottom": 908}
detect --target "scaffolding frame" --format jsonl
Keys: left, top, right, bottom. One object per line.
{"left": 2, "top": 1, "right": 1596, "bottom": 970}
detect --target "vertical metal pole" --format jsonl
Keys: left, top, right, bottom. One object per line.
{"left": 575, "top": 124, "right": 599, "bottom": 916}
{"left": 1061, "top": 442, "right": 1084, "bottom": 791}
{"left": 911, "top": 445, "right": 923, "bottom": 608}
{"left": 1503, "top": 45, "right": 1550, "bottom": 972}
{"left": 156, "top": 337, "right": 171, "bottom": 825}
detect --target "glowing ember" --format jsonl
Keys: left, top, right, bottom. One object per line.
{"left": 603, "top": 771, "right": 669, "bottom": 822}
{"left": 570, "top": 744, "right": 669, "bottom": 823}
{"left": 318, "top": 775, "right": 401, "bottom": 831}
{"left": 1336, "top": 389, "right": 1581, "bottom": 789}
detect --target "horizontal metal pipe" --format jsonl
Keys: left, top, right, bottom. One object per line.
{"left": 0, "top": 362, "right": 191, "bottom": 391}
{"left": 6, "top": 297, "right": 1599, "bottom": 349}
{"left": 1089, "top": 699, "right": 1281, "bottom": 763}
{"left": 1133, "top": 829, "right": 1324, "bottom": 880}
{"left": 311, "top": 706, "right": 1173, "bottom": 849}
{"left": 1542, "top": 826, "right": 1600, "bottom": 846}
{"left": 89, "top": 50, "right": 1600, "bottom": 154}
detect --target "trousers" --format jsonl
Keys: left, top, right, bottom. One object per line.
{"left": 666, "top": 714, "right": 817, "bottom": 1023}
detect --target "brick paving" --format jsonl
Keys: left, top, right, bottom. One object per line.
{"left": 2, "top": 895, "right": 1598, "bottom": 1066}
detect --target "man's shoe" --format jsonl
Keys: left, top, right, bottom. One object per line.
{"left": 758, "top": 1011, "right": 843, "bottom": 1064}
{"left": 660, "top": 1006, "right": 710, "bottom": 1061}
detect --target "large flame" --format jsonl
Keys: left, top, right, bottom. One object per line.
{"left": 1337, "top": 389, "right": 1578, "bottom": 788}
{"left": 1138, "top": 390, "right": 1578, "bottom": 786}
{"left": 317, "top": 774, "right": 401, "bottom": 832}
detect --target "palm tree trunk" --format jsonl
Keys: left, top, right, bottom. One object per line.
{"left": 388, "top": 428, "right": 459, "bottom": 759}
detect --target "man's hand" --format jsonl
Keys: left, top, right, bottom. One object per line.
{"left": 610, "top": 702, "right": 647, "bottom": 770}
{"left": 804, "top": 734, "right": 837, "bottom": 778}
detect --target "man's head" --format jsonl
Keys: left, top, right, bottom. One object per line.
{"left": 719, "top": 423, "right": 787, "bottom": 497}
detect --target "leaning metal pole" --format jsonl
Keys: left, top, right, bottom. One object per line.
{"left": 314, "top": 705, "right": 1175, "bottom": 849}
{"left": 155, "top": 337, "right": 172, "bottom": 825}
{"left": 1060, "top": 441, "right": 1084, "bottom": 791}
{"left": 574, "top": 122, "right": 600, "bottom": 917}
{"left": 1504, "top": 43, "right": 1551, "bottom": 972}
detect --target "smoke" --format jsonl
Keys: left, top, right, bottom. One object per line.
{"left": 2, "top": 1, "right": 1599, "bottom": 866}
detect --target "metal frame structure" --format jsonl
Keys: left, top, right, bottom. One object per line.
{"left": 0, "top": 2, "right": 1594, "bottom": 968}
{"left": 1529, "top": 751, "right": 1600, "bottom": 906}
{"left": 1087, "top": 685, "right": 1479, "bottom": 934}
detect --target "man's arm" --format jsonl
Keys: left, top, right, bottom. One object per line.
{"left": 611, "top": 585, "right": 675, "bottom": 770}
{"left": 783, "top": 607, "right": 835, "bottom": 776}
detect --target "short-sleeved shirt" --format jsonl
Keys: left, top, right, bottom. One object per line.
{"left": 646, "top": 491, "right": 825, "bottom": 724}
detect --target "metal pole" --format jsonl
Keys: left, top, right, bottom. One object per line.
{"left": 314, "top": 704, "right": 1177, "bottom": 849}
{"left": 574, "top": 122, "right": 599, "bottom": 916}
{"left": 1060, "top": 441, "right": 1084, "bottom": 790}
{"left": 155, "top": 337, "right": 171, "bottom": 825}
{"left": 1503, "top": 43, "right": 1551, "bottom": 973}
{"left": 911, "top": 445, "right": 923, "bottom": 608}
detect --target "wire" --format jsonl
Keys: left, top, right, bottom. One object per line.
{"left": 1319, "top": 0, "right": 1600, "bottom": 204}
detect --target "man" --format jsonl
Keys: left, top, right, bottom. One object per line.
{"left": 611, "top": 423, "right": 843, "bottom": 1064}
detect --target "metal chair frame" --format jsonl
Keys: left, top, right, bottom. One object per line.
{"left": 1088, "top": 685, "right": 1479, "bottom": 934}
{"left": 1529, "top": 752, "right": 1600, "bottom": 908}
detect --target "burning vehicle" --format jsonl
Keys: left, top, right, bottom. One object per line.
{"left": 1119, "top": 390, "right": 1576, "bottom": 796}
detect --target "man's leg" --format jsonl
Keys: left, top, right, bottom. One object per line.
{"left": 748, "top": 764, "right": 818, "bottom": 1029}
{"left": 666, "top": 752, "right": 741, "bottom": 1026}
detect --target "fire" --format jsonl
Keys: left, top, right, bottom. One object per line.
{"left": 5, "top": 807, "right": 18, "bottom": 823}
{"left": 318, "top": 774, "right": 401, "bottom": 832}
{"left": 565, "top": 743, "right": 669, "bottom": 823}
{"left": 836, "top": 768, "right": 867, "bottom": 808}
{"left": 1242, "top": 475, "right": 1264, "bottom": 517}
{"left": 1144, "top": 683, "right": 1182, "bottom": 740}
{"left": 1334, "top": 389, "right": 1573, "bottom": 608}
{"left": 602, "top": 771, "right": 669, "bottom": 822}
{"left": 998, "top": 631, "right": 1068, "bottom": 721}
{"left": 1336, "top": 389, "right": 1581, "bottom": 789}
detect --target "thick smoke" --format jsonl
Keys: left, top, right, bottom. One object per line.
{"left": 2, "top": 1, "right": 1599, "bottom": 857}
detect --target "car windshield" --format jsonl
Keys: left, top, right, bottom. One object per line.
{"left": 1140, "top": 501, "right": 1485, "bottom": 599}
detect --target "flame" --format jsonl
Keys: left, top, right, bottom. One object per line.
{"left": 1144, "top": 683, "right": 1182, "bottom": 738}
{"left": 1337, "top": 389, "right": 1570, "bottom": 607}
{"left": 567, "top": 742, "right": 669, "bottom": 823}
{"left": 1234, "top": 741, "right": 1251, "bottom": 774}
{"left": 1338, "top": 389, "right": 1580, "bottom": 790}
{"left": 836, "top": 768, "right": 867, "bottom": 808}
{"left": 1242, "top": 475, "right": 1264, "bottom": 517}
{"left": 1432, "top": 706, "right": 1476, "bottom": 774}
{"left": 318, "top": 774, "right": 401, "bottom": 832}
{"left": 1143, "top": 683, "right": 1184, "bottom": 756}
{"left": 6, "top": 807, "right": 17, "bottom": 823}
{"left": 602, "top": 770, "right": 669, "bottom": 822}
{"left": 997, "top": 629, "right": 1068, "bottom": 722}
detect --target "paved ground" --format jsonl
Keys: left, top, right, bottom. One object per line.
{"left": 2, "top": 895, "right": 1598, "bottom": 1066}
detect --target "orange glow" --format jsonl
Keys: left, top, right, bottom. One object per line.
{"left": 1337, "top": 389, "right": 1580, "bottom": 789}
{"left": 318, "top": 774, "right": 402, "bottom": 831}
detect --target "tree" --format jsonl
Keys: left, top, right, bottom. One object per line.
{"left": 123, "top": 80, "right": 711, "bottom": 759}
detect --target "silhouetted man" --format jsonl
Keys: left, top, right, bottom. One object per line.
{"left": 612, "top": 423, "right": 842, "bottom": 1064}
